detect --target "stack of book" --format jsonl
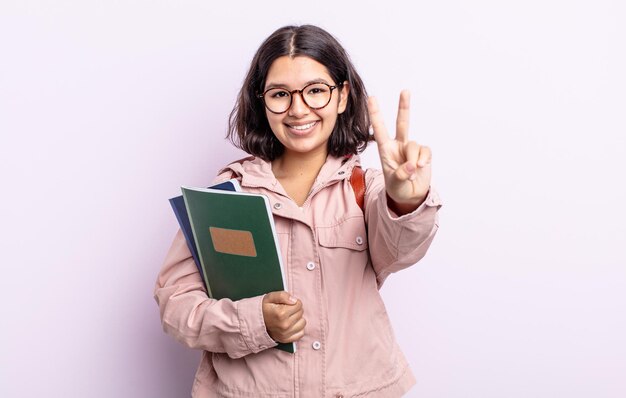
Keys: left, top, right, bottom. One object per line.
{"left": 169, "top": 180, "right": 294, "bottom": 353}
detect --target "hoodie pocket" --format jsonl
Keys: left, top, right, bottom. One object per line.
{"left": 316, "top": 214, "right": 368, "bottom": 252}
{"left": 315, "top": 213, "right": 369, "bottom": 281}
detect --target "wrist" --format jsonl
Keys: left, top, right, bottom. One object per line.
{"left": 386, "top": 193, "right": 426, "bottom": 216}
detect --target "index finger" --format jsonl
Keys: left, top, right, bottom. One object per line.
{"left": 367, "top": 96, "right": 390, "bottom": 146}
{"left": 396, "top": 90, "right": 410, "bottom": 143}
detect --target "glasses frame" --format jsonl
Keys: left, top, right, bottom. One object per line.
{"left": 257, "top": 82, "right": 343, "bottom": 114}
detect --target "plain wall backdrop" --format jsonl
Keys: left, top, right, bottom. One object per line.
{"left": 1, "top": 0, "right": 625, "bottom": 397}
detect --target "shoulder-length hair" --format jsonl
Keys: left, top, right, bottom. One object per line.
{"left": 227, "top": 25, "right": 372, "bottom": 161}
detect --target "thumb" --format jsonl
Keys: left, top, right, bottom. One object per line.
{"left": 390, "top": 161, "right": 416, "bottom": 183}
{"left": 264, "top": 291, "right": 298, "bottom": 305}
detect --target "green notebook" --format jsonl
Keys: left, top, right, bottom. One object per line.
{"left": 181, "top": 186, "right": 295, "bottom": 353}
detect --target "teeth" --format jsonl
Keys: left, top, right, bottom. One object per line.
{"left": 290, "top": 121, "right": 316, "bottom": 131}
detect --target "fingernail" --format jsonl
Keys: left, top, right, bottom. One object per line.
{"left": 405, "top": 164, "right": 416, "bottom": 174}
{"left": 289, "top": 296, "right": 297, "bottom": 304}
{"left": 409, "top": 173, "right": 417, "bottom": 181}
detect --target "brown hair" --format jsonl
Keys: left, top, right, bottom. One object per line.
{"left": 227, "top": 25, "right": 372, "bottom": 161}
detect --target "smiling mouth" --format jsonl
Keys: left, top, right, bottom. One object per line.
{"left": 286, "top": 121, "right": 319, "bottom": 131}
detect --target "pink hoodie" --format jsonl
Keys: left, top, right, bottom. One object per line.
{"left": 155, "top": 154, "right": 442, "bottom": 397}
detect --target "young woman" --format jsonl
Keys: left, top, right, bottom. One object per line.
{"left": 155, "top": 24, "right": 442, "bottom": 397}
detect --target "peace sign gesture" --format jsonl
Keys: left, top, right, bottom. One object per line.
{"left": 368, "top": 90, "right": 432, "bottom": 213}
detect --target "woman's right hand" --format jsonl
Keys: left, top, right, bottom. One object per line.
{"left": 262, "top": 291, "right": 306, "bottom": 343}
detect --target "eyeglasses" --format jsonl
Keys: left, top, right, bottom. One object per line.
{"left": 258, "top": 82, "right": 342, "bottom": 114}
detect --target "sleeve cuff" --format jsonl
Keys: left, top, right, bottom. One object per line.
{"left": 381, "top": 187, "right": 443, "bottom": 221}
{"left": 236, "top": 295, "right": 278, "bottom": 354}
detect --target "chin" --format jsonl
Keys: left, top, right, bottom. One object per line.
{"left": 282, "top": 140, "right": 327, "bottom": 155}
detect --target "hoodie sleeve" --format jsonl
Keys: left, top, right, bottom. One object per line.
{"left": 363, "top": 169, "right": 442, "bottom": 287}
{"left": 154, "top": 229, "right": 278, "bottom": 358}
{"left": 154, "top": 169, "right": 277, "bottom": 358}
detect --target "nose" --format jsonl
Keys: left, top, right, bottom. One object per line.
{"left": 288, "top": 91, "right": 310, "bottom": 117}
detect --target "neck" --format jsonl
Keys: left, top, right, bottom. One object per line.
{"left": 272, "top": 147, "right": 328, "bottom": 180}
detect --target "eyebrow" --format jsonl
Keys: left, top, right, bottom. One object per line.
{"left": 264, "top": 78, "right": 332, "bottom": 90}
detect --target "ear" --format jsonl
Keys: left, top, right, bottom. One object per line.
{"left": 337, "top": 81, "right": 350, "bottom": 114}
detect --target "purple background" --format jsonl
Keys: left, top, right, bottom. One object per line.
{"left": 1, "top": 1, "right": 625, "bottom": 397}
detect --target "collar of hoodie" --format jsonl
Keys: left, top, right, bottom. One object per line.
{"left": 219, "top": 154, "right": 361, "bottom": 197}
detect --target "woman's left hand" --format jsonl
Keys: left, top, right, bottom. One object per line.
{"left": 368, "top": 90, "right": 432, "bottom": 213}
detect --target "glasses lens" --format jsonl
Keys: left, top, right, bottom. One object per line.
{"left": 264, "top": 88, "right": 291, "bottom": 113}
{"left": 303, "top": 83, "right": 332, "bottom": 109}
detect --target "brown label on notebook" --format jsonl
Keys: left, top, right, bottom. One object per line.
{"left": 209, "top": 227, "right": 257, "bottom": 257}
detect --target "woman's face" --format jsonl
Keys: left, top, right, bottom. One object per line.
{"left": 263, "top": 56, "right": 349, "bottom": 158}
